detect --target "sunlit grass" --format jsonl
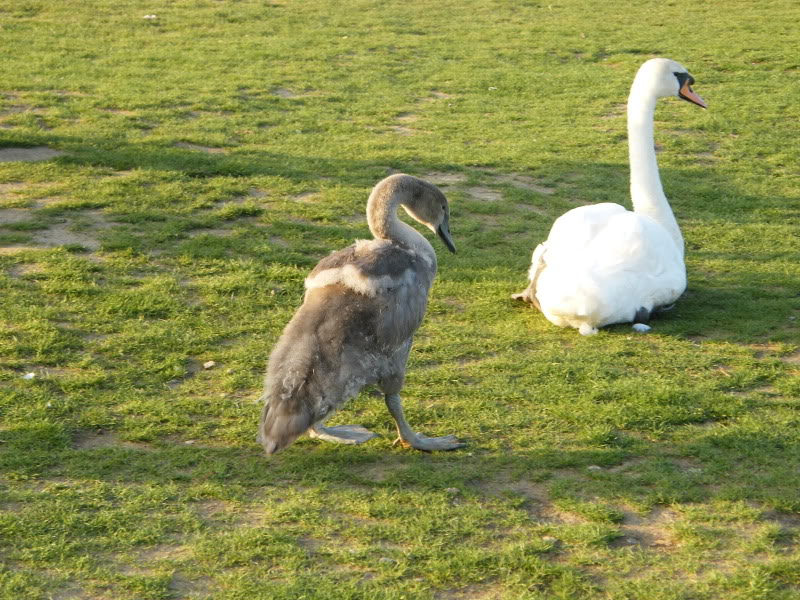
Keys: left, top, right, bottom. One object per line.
{"left": 1, "top": 0, "right": 799, "bottom": 598}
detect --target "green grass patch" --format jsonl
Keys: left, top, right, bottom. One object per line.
{"left": 1, "top": 0, "right": 799, "bottom": 598}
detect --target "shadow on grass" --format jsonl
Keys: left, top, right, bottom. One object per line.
{"left": 4, "top": 421, "right": 800, "bottom": 513}
{"left": 7, "top": 132, "right": 798, "bottom": 339}
{"left": 6, "top": 132, "right": 466, "bottom": 186}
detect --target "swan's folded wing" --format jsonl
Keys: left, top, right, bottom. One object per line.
{"left": 588, "top": 213, "right": 681, "bottom": 275}
{"left": 304, "top": 240, "right": 427, "bottom": 297}
{"left": 545, "top": 203, "right": 628, "bottom": 258}
{"left": 537, "top": 211, "right": 685, "bottom": 320}
{"left": 585, "top": 213, "right": 686, "bottom": 308}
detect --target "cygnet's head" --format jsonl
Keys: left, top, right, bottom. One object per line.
{"left": 399, "top": 177, "right": 457, "bottom": 253}
{"left": 635, "top": 58, "right": 707, "bottom": 108}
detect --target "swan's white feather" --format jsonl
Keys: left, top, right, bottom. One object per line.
{"left": 534, "top": 204, "right": 686, "bottom": 332}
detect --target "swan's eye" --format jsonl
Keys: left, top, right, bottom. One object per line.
{"left": 673, "top": 72, "right": 691, "bottom": 88}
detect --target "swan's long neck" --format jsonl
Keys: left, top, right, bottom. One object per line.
{"left": 366, "top": 180, "right": 437, "bottom": 265}
{"left": 627, "top": 83, "right": 684, "bottom": 255}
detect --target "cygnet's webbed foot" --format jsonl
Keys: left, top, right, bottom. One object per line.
{"left": 578, "top": 323, "right": 599, "bottom": 336}
{"left": 384, "top": 393, "right": 466, "bottom": 452}
{"left": 308, "top": 424, "right": 380, "bottom": 445}
{"left": 632, "top": 323, "right": 651, "bottom": 333}
{"left": 393, "top": 433, "right": 466, "bottom": 452}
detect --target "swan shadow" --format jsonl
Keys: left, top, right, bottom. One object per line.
{"left": 503, "top": 159, "right": 797, "bottom": 342}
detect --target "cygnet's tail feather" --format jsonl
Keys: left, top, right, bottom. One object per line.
{"left": 257, "top": 333, "right": 322, "bottom": 455}
{"left": 258, "top": 393, "right": 314, "bottom": 455}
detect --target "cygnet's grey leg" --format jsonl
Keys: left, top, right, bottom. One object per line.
{"left": 308, "top": 424, "right": 379, "bottom": 445}
{"left": 384, "top": 393, "right": 465, "bottom": 452}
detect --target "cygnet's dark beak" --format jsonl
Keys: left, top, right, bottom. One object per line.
{"left": 437, "top": 218, "right": 456, "bottom": 254}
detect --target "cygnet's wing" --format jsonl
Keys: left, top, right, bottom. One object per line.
{"left": 304, "top": 239, "right": 433, "bottom": 299}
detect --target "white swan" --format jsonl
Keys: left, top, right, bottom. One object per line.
{"left": 513, "top": 58, "right": 707, "bottom": 335}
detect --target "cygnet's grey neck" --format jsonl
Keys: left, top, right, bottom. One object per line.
{"left": 366, "top": 175, "right": 437, "bottom": 265}
{"left": 627, "top": 81, "right": 684, "bottom": 256}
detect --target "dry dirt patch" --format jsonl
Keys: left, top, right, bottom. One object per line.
{"left": 0, "top": 147, "right": 64, "bottom": 163}
{"left": 269, "top": 235, "right": 289, "bottom": 247}
{"left": 293, "top": 191, "right": 319, "bottom": 203}
{"left": 50, "top": 585, "right": 88, "bottom": 600}
{"left": 474, "top": 476, "right": 569, "bottom": 523}
{"left": 389, "top": 125, "right": 416, "bottom": 136}
{"left": 175, "top": 142, "right": 227, "bottom": 154}
{"left": 32, "top": 222, "right": 105, "bottom": 250}
{"left": 72, "top": 431, "right": 152, "bottom": 451}
{"left": 170, "top": 573, "right": 213, "bottom": 598}
{"left": 193, "top": 499, "right": 234, "bottom": 521}
{"left": 0, "top": 208, "right": 35, "bottom": 223}
{"left": 0, "top": 245, "right": 41, "bottom": 255}
{"left": 466, "top": 187, "right": 503, "bottom": 202}
{"left": 435, "top": 585, "right": 505, "bottom": 600}
{"left": 351, "top": 459, "right": 409, "bottom": 483}
{"left": 439, "top": 297, "right": 466, "bottom": 312}
{"left": 6, "top": 263, "right": 44, "bottom": 277}
{"left": 248, "top": 187, "right": 267, "bottom": 198}
{"left": 31, "top": 197, "right": 65, "bottom": 208}
{"left": 0, "top": 182, "right": 30, "bottom": 194}
{"left": 495, "top": 173, "right": 556, "bottom": 195}
{"left": 193, "top": 499, "right": 268, "bottom": 529}
{"left": 102, "top": 108, "right": 137, "bottom": 116}
{"left": 272, "top": 87, "right": 297, "bottom": 98}
{"left": 600, "top": 103, "right": 627, "bottom": 119}
{"left": 514, "top": 202, "right": 549, "bottom": 216}
{"left": 421, "top": 171, "right": 468, "bottom": 186}
{"left": 1, "top": 205, "right": 110, "bottom": 252}
{"left": 614, "top": 506, "right": 678, "bottom": 549}
{"left": 187, "top": 227, "right": 235, "bottom": 239}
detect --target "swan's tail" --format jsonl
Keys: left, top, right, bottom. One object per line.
{"left": 538, "top": 270, "right": 605, "bottom": 325}
{"left": 512, "top": 243, "right": 547, "bottom": 309}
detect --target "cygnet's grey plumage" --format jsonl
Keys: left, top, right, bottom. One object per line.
{"left": 257, "top": 174, "right": 464, "bottom": 455}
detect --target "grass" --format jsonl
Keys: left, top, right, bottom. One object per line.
{"left": 1, "top": 0, "right": 799, "bottom": 598}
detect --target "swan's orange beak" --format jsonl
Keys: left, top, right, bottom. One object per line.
{"left": 679, "top": 80, "right": 707, "bottom": 109}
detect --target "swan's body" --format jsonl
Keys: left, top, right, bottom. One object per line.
{"left": 258, "top": 174, "right": 464, "bottom": 454}
{"left": 514, "top": 58, "right": 706, "bottom": 335}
